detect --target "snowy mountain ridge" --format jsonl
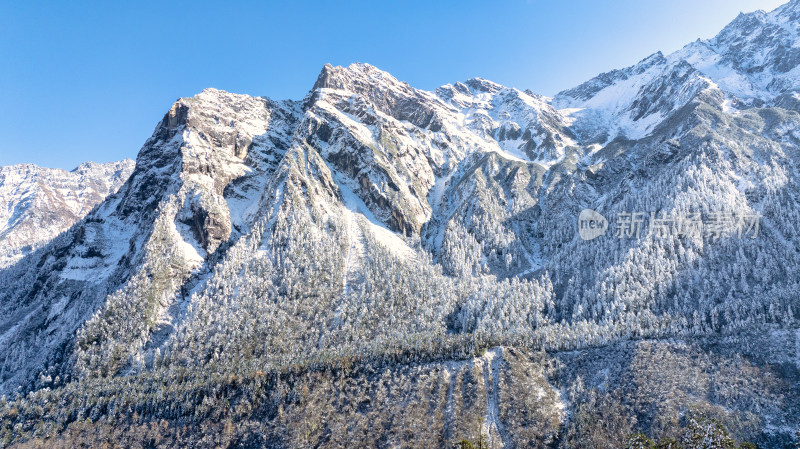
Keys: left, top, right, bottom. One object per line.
{"left": 555, "top": 0, "right": 800, "bottom": 145}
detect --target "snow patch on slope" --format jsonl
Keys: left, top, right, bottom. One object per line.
{"left": 480, "top": 347, "right": 509, "bottom": 449}
{"left": 338, "top": 179, "right": 415, "bottom": 261}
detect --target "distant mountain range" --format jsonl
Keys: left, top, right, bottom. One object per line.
{"left": 0, "top": 161, "right": 134, "bottom": 269}
{"left": 1, "top": 2, "right": 799, "bottom": 447}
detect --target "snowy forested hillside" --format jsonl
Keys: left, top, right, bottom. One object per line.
{"left": 2, "top": 1, "right": 800, "bottom": 448}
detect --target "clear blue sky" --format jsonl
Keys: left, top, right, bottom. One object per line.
{"left": 0, "top": 0, "right": 788, "bottom": 170}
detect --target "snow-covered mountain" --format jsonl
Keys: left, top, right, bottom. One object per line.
{"left": 0, "top": 160, "right": 134, "bottom": 268}
{"left": 555, "top": 0, "right": 800, "bottom": 143}
{"left": 2, "top": 1, "right": 800, "bottom": 447}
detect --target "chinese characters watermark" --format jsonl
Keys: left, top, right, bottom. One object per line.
{"left": 577, "top": 209, "right": 760, "bottom": 241}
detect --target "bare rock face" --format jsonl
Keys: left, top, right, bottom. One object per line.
{"left": 0, "top": 160, "right": 134, "bottom": 268}
{"left": 302, "top": 63, "right": 578, "bottom": 236}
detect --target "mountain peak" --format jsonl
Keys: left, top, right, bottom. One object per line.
{"left": 71, "top": 159, "right": 134, "bottom": 175}
{"left": 312, "top": 62, "right": 402, "bottom": 92}
{"left": 464, "top": 77, "right": 504, "bottom": 94}
{"left": 195, "top": 87, "right": 231, "bottom": 98}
